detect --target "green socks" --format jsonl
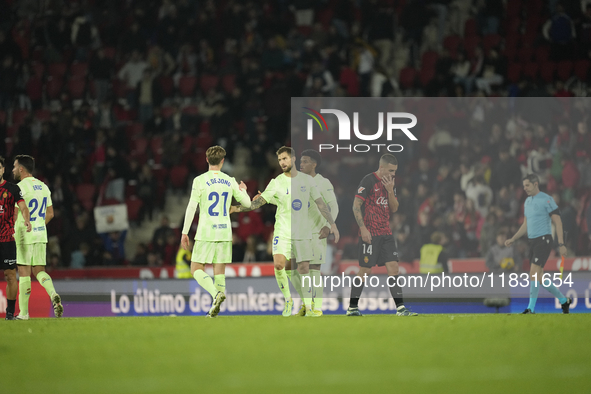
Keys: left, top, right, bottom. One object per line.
{"left": 289, "top": 269, "right": 304, "bottom": 299}
{"left": 36, "top": 271, "right": 56, "bottom": 298}
{"left": 19, "top": 276, "right": 31, "bottom": 316}
{"left": 310, "top": 269, "right": 323, "bottom": 311}
{"left": 274, "top": 268, "right": 291, "bottom": 300}
{"left": 214, "top": 274, "right": 226, "bottom": 293}
{"left": 301, "top": 273, "right": 313, "bottom": 308}
{"left": 193, "top": 270, "right": 218, "bottom": 297}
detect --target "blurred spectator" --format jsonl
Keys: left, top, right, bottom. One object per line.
{"left": 71, "top": 242, "right": 90, "bottom": 269}
{"left": 132, "top": 243, "right": 149, "bottom": 266}
{"left": 136, "top": 68, "right": 163, "bottom": 122}
{"left": 543, "top": 4, "right": 576, "bottom": 61}
{"left": 466, "top": 176, "right": 493, "bottom": 217}
{"left": 489, "top": 150, "right": 522, "bottom": 191}
{"left": 101, "top": 231, "right": 127, "bottom": 265}
{"left": 144, "top": 107, "right": 166, "bottom": 135}
{"left": 419, "top": 232, "right": 450, "bottom": 273}
{"left": 118, "top": 50, "right": 148, "bottom": 108}
{"left": 90, "top": 48, "right": 114, "bottom": 104}
{"left": 137, "top": 164, "right": 157, "bottom": 222}
{"left": 152, "top": 215, "right": 175, "bottom": 256}
{"left": 485, "top": 229, "right": 522, "bottom": 273}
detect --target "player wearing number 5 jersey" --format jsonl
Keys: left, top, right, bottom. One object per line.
{"left": 231, "top": 147, "right": 339, "bottom": 317}
{"left": 12, "top": 155, "right": 62, "bottom": 319}
{"left": 181, "top": 146, "right": 251, "bottom": 317}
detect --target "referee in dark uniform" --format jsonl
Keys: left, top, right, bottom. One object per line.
{"left": 347, "top": 154, "right": 417, "bottom": 316}
{"left": 506, "top": 174, "right": 572, "bottom": 314}
{"left": 0, "top": 156, "right": 32, "bottom": 320}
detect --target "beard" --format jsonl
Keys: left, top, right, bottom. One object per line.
{"left": 282, "top": 164, "right": 292, "bottom": 174}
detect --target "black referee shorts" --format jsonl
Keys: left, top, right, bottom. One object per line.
{"left": 0, "top": 241, "right": 17, "bottom": 270}
{"left": 528, "top": 235, "right": 553, "bottom": 268}
{"left": 358, "top": 235, "right": 399, "bottom": 268}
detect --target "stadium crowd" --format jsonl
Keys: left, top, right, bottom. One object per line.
{"left": 0, "top": 0, "right": 590, "bottom": 269}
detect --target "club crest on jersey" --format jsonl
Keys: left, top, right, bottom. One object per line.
{"left": 2, "top": 191, "right": 7, "bottom": 199}
{"left": 364, "top": 256, "right": 369, "bottom": 263}
{"left": 292, "top": 199, "right": 302, "bottom": 211}
{"left": 358, "top": 187, "right": 365, "bottom": 193}
{"left": 301, "top": 186, "right": 306, "bottom": 192}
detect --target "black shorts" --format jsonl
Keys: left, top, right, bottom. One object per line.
{"left": 0, "top": 241, "right": 17, "bottom": 270}
{"left": 358, "top": 234, "right": 399, "bottom": 268}
{"left": 528, "top": 235, "right": 553, "bottom": 268}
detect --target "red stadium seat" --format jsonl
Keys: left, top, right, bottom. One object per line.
{"left": 150, "top": 136, "right": 163, "bottom": 156}
{"left": 0, "top": 110, "right": 6, "bottom": 124}
{"left": 507, "top": 63, "right": 522, "bottom": 84}
{"left": 103, "top": 47, "right": 117, "bottom": 60}
{"left": 398, "top": 67, "right": 417, "bottom": 89}
{"left": 339, "top": 67, "right": 359, "bottom": 96}
{"left": 464, "top": 18, "right": 477, "bottom": 37}
{"left": 506, "top": 0, "right": 521, "bottom": 17}
{"left": 574, "top": 60, "right": 590, "bottom": 81}
{"left": 462, "top": 36, "right": 480, "bottom": 58}
{"left": 126, "top": 122, "right": 144, "bottom": 143}
{"left": 70, "top": 62, "right": 88, "bottom": 77}
{"left": 540, "top": 62, "right": 556, "bottom": 83}
{"left": 421, "top": 51, "right": 438, "bottom": 70}
{"left": 26, "top": 76, "right": 43, "bottom": 102}
{"left": 152, "top": 167, "right": 169, "bottom": 185}
{"left": 443, "top": 35, "right": 461, "bottom": 57}
{"left": 76, "top": 184, "right": 96, "bottom": 212}
{"left": 35, "top": 109, "right": 51, "bottom": 122}
{"left": 556, "top": 61, "right": 573, "bottom": 81}
{"left": 221, "top": 74, "right": 236, "bottom": 93}
{"left": 126, "top": 197, "right": 143, "bottom": 222}
{"left": 517, "top": 47, "right": 534, "bottom": 63}
{"left": 169, "top": 166, "right": 189, "bottom": 189}
{"left": 68, "top": 77, "right": 87, "bottom": 99}
{"left": 482, "top": 34, "right": 501, "bottom": 52}
{"left": 6, "top": 125, "right": 17, "bottom": 138}
{"left": 182, "top": 105, "right": 199, "bottom": 116}
{"left": 419, "top": 67, "right": 435, "bottom": 86}
{"left": 158, "top": 76, "right": 174, "bottom": 98}
{"left": 178, "top": 76, "right": 197, "bottom": 97}
{"left": 160, "top": 106, "right": 174, "bottom": 118}
{"left": 48, "top": 62, "right": 67, "bottom": 78}
{"left": 31, "top": 62, "right": 45, "bottom": 79}
{"left": 46, "top": 77, "right": 63, "bottom": 100}
{"left": 12, "top": 109, "right": 29, "bottom": 126}
{"left": 534, "top": 46, "right": 550, "bottom": 63}
{"left": 131, "top": 137, "right": 148, "bottom": 154}
{"left": 522, "top": 62, "right": 539, "bottom": 80}
{"left": 200, "top": 74, "right": 219, "bottom": 93}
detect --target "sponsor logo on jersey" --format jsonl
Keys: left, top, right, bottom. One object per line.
{"left": 292, "top": 199, "right": 302, "bottom": 211}
{"left": 357, "top": 187, "right": 365, "bottom": 193}
{"left": 376, "top": 197, "right": 388, "bottom": 206}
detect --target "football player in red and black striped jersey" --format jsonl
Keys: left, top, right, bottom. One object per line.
{"left": 347, "top": 154, "right": 417, "bottom": 317}
{"left": 0, "top": 156, "right": 31, "bottom": 320}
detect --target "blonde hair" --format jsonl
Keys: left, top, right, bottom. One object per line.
{"left": 206, "top": 146, "right": 226, "bottom": 165}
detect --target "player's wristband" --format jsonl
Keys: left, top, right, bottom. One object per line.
{"left": 559, "top": 243, "right": 565, "bottom": 247}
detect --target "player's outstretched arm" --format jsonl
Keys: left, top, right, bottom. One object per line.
{"left": 231, "top": 195, "right": 267, "bottom": 213}
{"left": 551, "top": 214, "right": 567, "bottom": 256}
{"left": 315, "top": 198, "right": 339, "bottom": 243}
{"left": 17, "top": 200, "right": 32, "bottom": 232}
{"left": 506, "top": 217, "right": 527, "bottom": 246}
{"left": 233, "top": 180, "right": 252, "bottom": 209}
{"left": 353, "top": 197, "right": 371, "bottom": 244}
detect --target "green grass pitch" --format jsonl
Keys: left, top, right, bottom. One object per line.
{"left": 3, "top": 314, "right": 590, "bottom": 394}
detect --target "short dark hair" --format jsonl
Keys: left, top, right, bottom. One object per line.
{"left": 523, "top": 173, "right": 539, "bottom": 185}
{"left": 0, "top": 155, "right": 4, "bottom": 168}
{"left": 276, "top": 146, "right": 295, "bottom": 157}
{"left": 379, "top": 154, "right": 398, "bottom": 166}
{"left": 301, "top": 149, "right": 322, "bottom": 168}
{"left": 14, "top": 154, "right": 35, "bottom": 174}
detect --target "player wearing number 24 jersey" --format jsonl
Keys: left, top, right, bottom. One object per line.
{"left": 12, "top": 155, "right": 63, "bottom": 319}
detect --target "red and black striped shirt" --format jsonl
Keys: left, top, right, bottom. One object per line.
{"left": 0, "top": 180, "right": 24, "bottom": 242}
{"left": 354, "top": 172, "right": 395, "bottom": 236}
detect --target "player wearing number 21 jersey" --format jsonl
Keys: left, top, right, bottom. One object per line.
{"left": 181, "top": 146, "right": 251, "bottom": 317}
{"left": 12, "top": 155, "right": 62, "bottom": 319}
